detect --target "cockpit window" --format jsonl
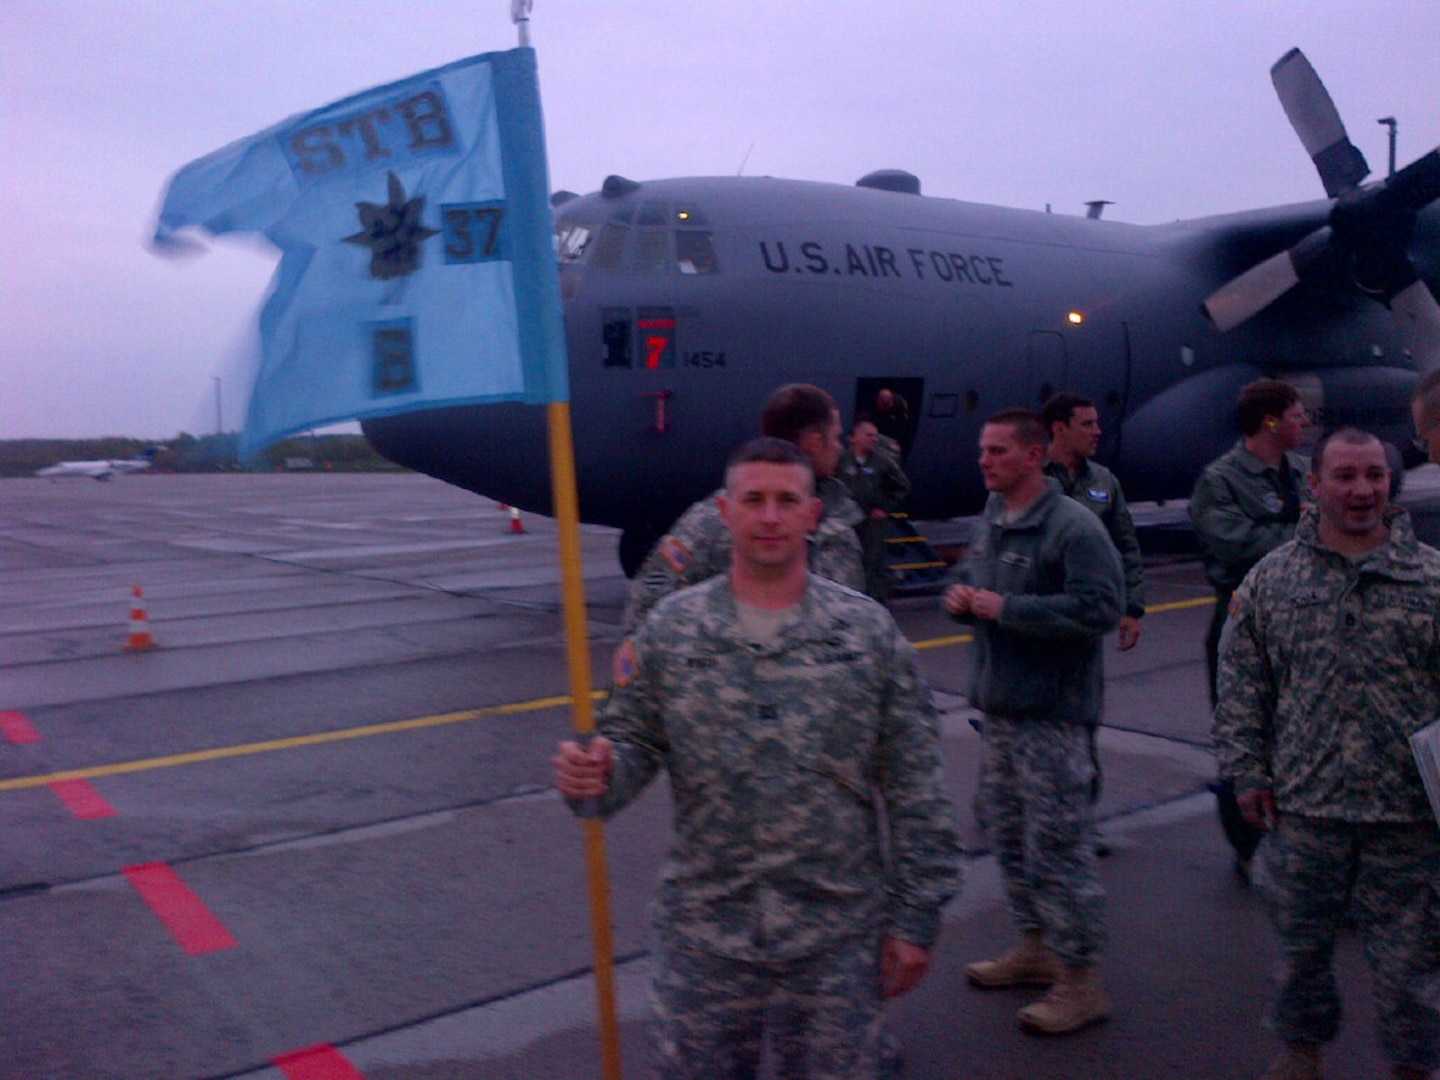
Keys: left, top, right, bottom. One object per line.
{"left": 629, "top": 228, "right": 671, "bottom": 273}
{"left": 557, "top": 200, "right": 719, "bottom": 274}
{"left": 588, "top": 224, "right": 628, "bottom": 270}
{"left": 676, "top": 231, "right": 718, "bottom": 274}
{"left": 556, "top": 221, "right": 597, "bottom": 263}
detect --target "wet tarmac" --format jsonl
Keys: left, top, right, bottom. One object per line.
{"left": 4, "top": 469, "right": 1435, "bottom": 1080}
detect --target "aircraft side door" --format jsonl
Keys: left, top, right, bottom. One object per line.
{"left": 853, "top": 376, "right": 925, "bottom": 461}
{"left": 1023, "top": 321, "right": 1134, "bottom": 465}
{"left": 1026, "top": 331, "right": 1068, "bottom": 408}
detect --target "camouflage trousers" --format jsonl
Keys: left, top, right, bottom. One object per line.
{"left": 650, "top": 935, "right": 883, "bottom": 1079}
{"left": 1261, "top": 815, "right": 1440, "bottom": 1069}
{"left": 980, "top": 714, "right": 1105, "bottom": 965}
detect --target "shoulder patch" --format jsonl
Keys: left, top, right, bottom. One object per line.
{"left": 1086, "top": 487, "right": 1111, "bottom": 503}
{"left": 614, "top": 638, "right": 639, "bottom": 688}
{"left": 1261, "top": 492, "right": 1284, "bottom": 514}
{"left": 659, "top": 536, "right": 691, "bottom": 573}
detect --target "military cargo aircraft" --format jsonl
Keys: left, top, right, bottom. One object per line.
{"left": 364, "top": 49, "right": 1440, "bottom": 575}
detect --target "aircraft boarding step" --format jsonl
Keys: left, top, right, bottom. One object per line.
{"left": 883, "top": 514, "right": 950, "bottom": 597}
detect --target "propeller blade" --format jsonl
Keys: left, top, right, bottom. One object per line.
{"left": 1391, "top": 276, "right": 1440, "bottom": 372}
{"left": 1203, "top": 226, "right": 1334, "bottom": 331}
{"left": 1203, "top": 252, "right": 1299, "bottom": 331}
{"left": 1271, "top": 48, "right": 1370, "bottom": 197}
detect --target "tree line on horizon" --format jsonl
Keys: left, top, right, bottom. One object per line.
{"left": 0, "top": 433, "right": 406, "bottom": 479}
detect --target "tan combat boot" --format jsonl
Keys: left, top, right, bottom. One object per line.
{"left": 1016, "top": 964, "right": 1111, "bottom": 1034}
{"left": 1258, "top": 1042, "right": 1322, "bottom": 1080}
{"left": 964, "top": 930, "right": 1062, "bottom": 988}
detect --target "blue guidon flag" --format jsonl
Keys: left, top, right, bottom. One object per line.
{"left": 154, "top": 48, "right": 568, "bottom": 454}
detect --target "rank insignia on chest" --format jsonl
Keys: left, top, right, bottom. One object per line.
{"left": 1262, "top": 492, "right": 1285, "bottom": 513}
{"left": 999, "top": 551, "right": 1032, "bottom": 568}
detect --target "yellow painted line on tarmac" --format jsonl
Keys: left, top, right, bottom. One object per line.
{"left": 0, "top": 691, "right": 606, "bottom": 793}
{"left": 915, "top": 634, "right": 973, "bottom": 650}
{"left": 3, "top": 595, "right": 1217, "bottom": 793}
{"left": 1145, "top": 596, "right": 1217, "bottom": 614}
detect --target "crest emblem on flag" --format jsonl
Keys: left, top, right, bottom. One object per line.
{"left": 344, "top": 172, "right": 439, "bottom": 280}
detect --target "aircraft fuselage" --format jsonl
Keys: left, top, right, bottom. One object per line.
{"left": 365, "top": 174, "right": 1438, "bottom": 550}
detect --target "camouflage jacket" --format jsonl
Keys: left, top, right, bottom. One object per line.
{"left": 1213, "top": 507, "right": 1440, "bottom": 823}
{"left": 948, "top": 481, "right": 1123, "bottom": 724}
{"left": 588, "top": 574, "right": 962, "bottom": 961}
{"left": 838, "top": 447, "right": 911, "bottom": 516}
{"left": 1189, "top": 442, "right": 1310, "bottom": 591}
{"left": 620, "top": 477, "right": 865, "bottom": 633}
{"left": 1043, "top": 457, "right": 1146, "bottom": 618}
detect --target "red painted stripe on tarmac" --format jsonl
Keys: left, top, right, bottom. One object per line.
{"left": 121, "top": 862, "right": 239, "bottom": 956}
{"left": 49, "top": 779, "right": 118, "bottom": 820}
{"left": 0, "top": 710, "right": 41, "bottom": 744}
{"left": 273, "top": 1044, "right": 367, "bottom": 1080}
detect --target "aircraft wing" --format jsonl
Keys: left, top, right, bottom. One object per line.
{"left": 1163, "top": 202, "right": 1332, "bottom": 284}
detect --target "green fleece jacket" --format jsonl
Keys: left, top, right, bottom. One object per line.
{"left": 948, "top": 481, "right": 1123, "bottom": 723}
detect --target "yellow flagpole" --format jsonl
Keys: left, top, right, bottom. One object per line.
{"left": 546, "top": 399, "right": 623, "bottom": 1080}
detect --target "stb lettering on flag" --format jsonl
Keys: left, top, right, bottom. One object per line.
{"left": 154, "top": 48, "right": 568, "bottom": 454}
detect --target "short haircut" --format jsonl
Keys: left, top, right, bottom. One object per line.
{"left": 725, "top": 436, "right": 816, "bottom": 493}
{"left": 1310, "top": 426, "right": 1383, "bottom": 474}
{"left": 1040, "top": 392, "right": 1095, "bottom": 432}
{"left": 761, "top": 384, "right": 838, "bottom": 445}
{"left": 852, "top": 411, "right": 877, "bottom": 430}
{"left": 1415, "top": 369, "right": 1440, "bottom": 430}
{"left": 984, "top": 407, "right": 1049, "bottom": 448}
{"left": 1237, "top": 377, "right": 1301, "bottom": 436}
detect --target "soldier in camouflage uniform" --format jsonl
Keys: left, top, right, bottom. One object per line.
{"left": 838, "top": 413, "right": 912, "bottom": 602}
{"left": 1191, "top": 377, "right": 1310, "bottom": 872}
{"left": 943, "top": 408, "right": 1123, "bottom": 1035}
{"left": 1213, "top": 428, "right": 1440, "bottom": 1080}
{"left": 621, "top": 383, "right": 864, "bottom": 635}
{"left": 556, "top": 438, "right": 962, "bottom": 1080}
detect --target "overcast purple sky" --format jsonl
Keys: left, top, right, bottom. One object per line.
{"left": 3, "top": 0, "right": 1437, "bottom": 439}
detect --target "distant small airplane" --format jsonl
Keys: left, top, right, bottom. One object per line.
{"left": 37, "top": 448, "right": 159, "bottom": 481}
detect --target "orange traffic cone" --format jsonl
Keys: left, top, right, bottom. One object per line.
{"left": 124, "top": 585, "right": 157, "bottom": 652}
{"left": 509, "top": 505, "right": 525, "bottom": 534}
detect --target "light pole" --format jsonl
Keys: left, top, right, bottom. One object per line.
{"left": 1378, "top": 116, "right": 1397, "bottom": 179}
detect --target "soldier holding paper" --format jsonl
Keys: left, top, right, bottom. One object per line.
{"left": 1213, "top": 427, "right": 1440, "bottom": 1080}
